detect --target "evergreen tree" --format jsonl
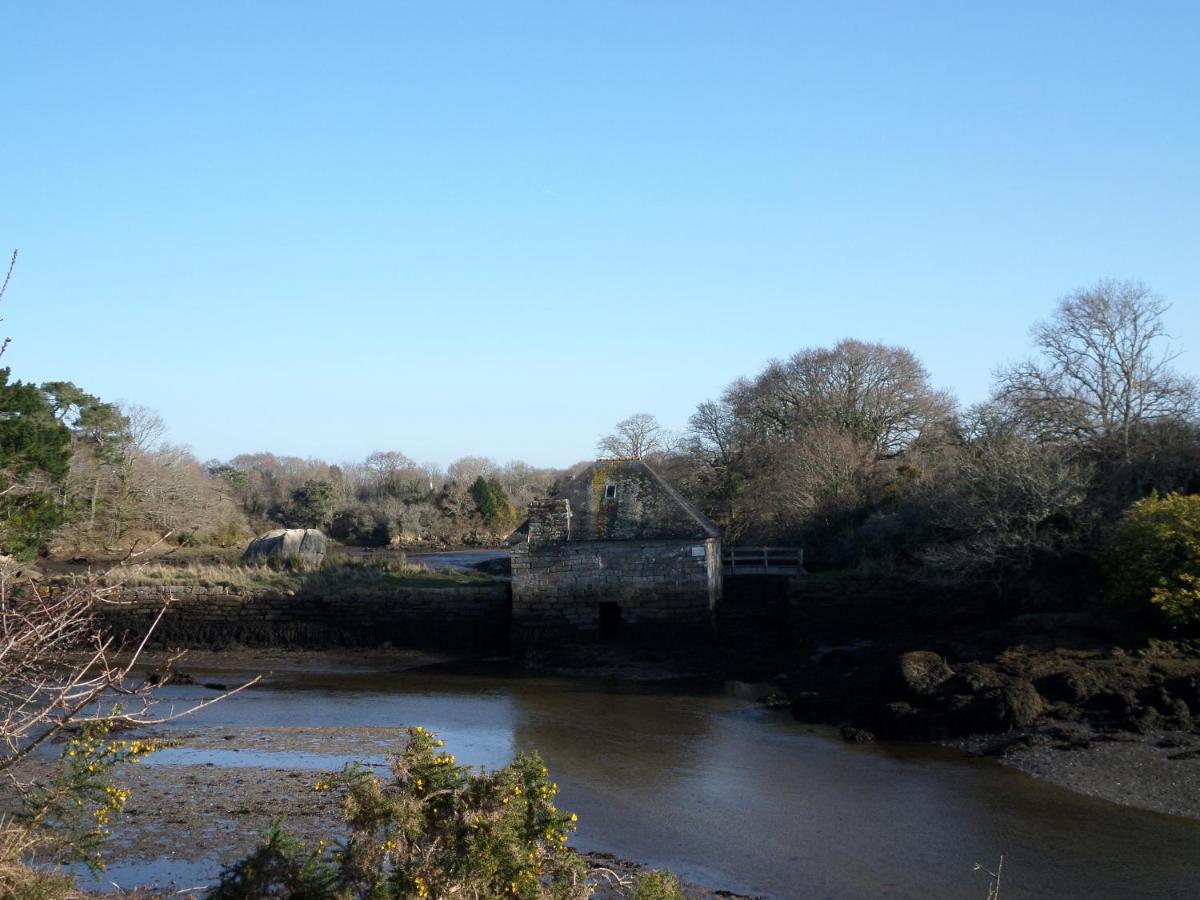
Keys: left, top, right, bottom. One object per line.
{"left": 470, "top": 476, "right": 517, "bottom": 531}
{"left": 0, "top": 369, "right": 72, "bottom": 556}
{"left": 280, "top": 479, "right": 336, "bottom": 529}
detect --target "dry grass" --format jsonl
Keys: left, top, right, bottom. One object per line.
{"left": 91, "top": 557, "right": 495, "bottom": 593}
{"left": 96, "top": 561, "right": 295, "bottom": 591}
{"left": 0, "top": 823, "right": 79, "bottom": 900}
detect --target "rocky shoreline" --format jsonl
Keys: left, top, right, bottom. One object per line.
{"left": 53, "top": 632, "right": 1196, "bottom": 898}
{"left": 776, "top": 637, "right": 1200, "bottom": 820}
{"left": 144, "top": 641, "right": 1200, "bottom": 824}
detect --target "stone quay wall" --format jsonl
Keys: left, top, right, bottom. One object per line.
{"left": 510, "top": 537, "right": 720, "bottom": 643}
{"left": 97, "top": 583, "right": 511, "bottom": 651}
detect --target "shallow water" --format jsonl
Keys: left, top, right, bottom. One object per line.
{"left": 110, "top": 667, "right": 1200, "bottom": 898}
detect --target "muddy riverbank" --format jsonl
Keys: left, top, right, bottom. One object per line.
{"left": 142, "top": 644, "right": 1200, "bottom": 823}
{"left": 37, "top": 651, "right": 1200, "bottom": 899}
{"left": 58, "top": 754, "right": 745, "bottom": 899}
{"left": 772, "top": 635, "right": 1200, "bottom": 821}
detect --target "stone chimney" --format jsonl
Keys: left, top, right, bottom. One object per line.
{"left": 526, "top": 498, "right": 571, "bottom": 546}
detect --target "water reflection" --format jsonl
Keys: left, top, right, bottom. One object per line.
{"left": 142, "top": 668, "right": 1200, "bottom": 899}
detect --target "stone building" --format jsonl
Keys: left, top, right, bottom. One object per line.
{"left": 509, "top": 458, "right": 722, "bottom": 643}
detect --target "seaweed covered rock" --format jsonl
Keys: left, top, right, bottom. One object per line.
{"left": 893, "top": 650, "right": 955, "bottom": 698}
{"left": 242, "top": 528, "right": 328, "bottom": 569}
{"left": 970, "top": 679, "right": 1046, "bottom": 732}
{"left": 1035, "top": 669, "right": 1099, "bottom": 704}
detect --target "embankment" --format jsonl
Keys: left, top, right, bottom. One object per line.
{"left": 96, "top": 583, "right": 511, "bottom": 651}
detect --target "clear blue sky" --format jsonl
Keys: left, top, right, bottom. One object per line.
{"left": 3, "top": 2, "right": 1198, "bottom": 468}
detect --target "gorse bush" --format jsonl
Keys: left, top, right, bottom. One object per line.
{"left": 19, "top": 723, "right": 164, "bottom": 873}
{"left": 212, "top": 727, "right": 588, "bottom": 899}
{"left": 0, "top": 722, "right": 166, "bottom": 898}
{"left": 211, "top": 728, "right": 685, "bottom": 899}
{"left": 627, "top": 870, "right": 684, "bottom": 900}
{"left": 1105, "top": 492, "right": 1200, "bottom": 629}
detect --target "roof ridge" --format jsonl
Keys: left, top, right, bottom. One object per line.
{"left": 633, "top": 459, "right": 721, "bottom": 539}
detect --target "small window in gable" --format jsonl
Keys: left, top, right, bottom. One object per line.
{"left": 604, "top": 484, "right": 617, "bottom": 500}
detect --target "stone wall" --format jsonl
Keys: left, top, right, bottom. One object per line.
{"left": 97, "top": 583, "right": 511, "bottom": 651}
{"left": 526, "top": 498, "right": 572, "bottom": 543}
{"left": 510, "top": 537, "right": 720, "bottom": 644}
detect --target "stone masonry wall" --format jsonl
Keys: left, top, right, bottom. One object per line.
{"left": 510, "top": 538, "right": 719, "bottom": 643}
{"left": 96, "top": 583, "right": 511, "bottom": 651}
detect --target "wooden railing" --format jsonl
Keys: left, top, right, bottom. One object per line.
{"left": 721, "top": 546, "right": 804, "bottom": 575}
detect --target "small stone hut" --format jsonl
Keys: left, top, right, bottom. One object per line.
{"left": 509, "top": 458, "right": 722, "bottom": 643}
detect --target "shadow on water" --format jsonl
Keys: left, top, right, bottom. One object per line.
{"left": 130, "top": 667, "right": 1200, "bottom": 899}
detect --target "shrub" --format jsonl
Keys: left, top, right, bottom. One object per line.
{"left": 277, "top": 480, "right": 337, "bottom": 530}
{"left": 469, "top": 477, "right": 518, "bottom": 532}
{"left": 629, "top": 870, "right": 685, "bottom": 899}
{"left": 1105, "top": 492, "right": 1200, "bottom": 628}
{"left": 213, "top": 521, "right": 252, "bottom": 548}
{"left": 212, "top": 727, "right": 588, "bottom": 899}
{"left": 18, "top": 724, "right": 165, "bottom": 873}
{"left": 0, "top": 723, "right": 166, "bottom": 895}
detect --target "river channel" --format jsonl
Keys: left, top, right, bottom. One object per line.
{"left": 88, "top": 662, "right": 1200, "bottom": 898}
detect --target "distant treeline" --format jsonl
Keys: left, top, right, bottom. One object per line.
{"left": 1, "top": 278, "right": 1197, "bottom": 614}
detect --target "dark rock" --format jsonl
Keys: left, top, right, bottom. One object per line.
{"left": 893, "top": 650, "right": 954, "bottom": 698}
{"left": 876, "top": 701, "right": 925, "bottom": 740}
{"left": 1086, "top": 688, "right": 1138, "bottom": 720}
{"left": 840, "top": 725, "right": 876, "bottom": 744}
{"left": 1127, "top": 707, "right": 1162, "bottom": 734}
{"left": 1163, "top": 699, "right": 1192, "bottom": 727}
{"left": 144, "top": 669, "right": 194, "bottom": 687}
{"left": 1035, "top": 670, "right": 1096, "bottom": 704}
{"left": 1167, "top": 675, "right": 1200, "bottom": 713}
{"left": 790, "top": 691, "right": 833, "bottom": 722}
{"left": 1138, "top": 685, "right": 1178, "bottom": 715}
{"left": 944, "top": 662, "right": 1004, "bottom": 695}
{"left": 971, "top": 680, "right": 1046, "bottom": 732}
{"left": 757, "top": 693, "right": 790, "bottom": 709}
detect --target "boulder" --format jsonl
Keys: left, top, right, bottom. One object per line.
{"left": 893, "top": 651, "right": 954, "bottom": 698}
{"left": 1086, "top": 688, "right": 1138, "bottom": 720}
{"left": 970, "top": 680, "right": 1046, "bottom": 732}
{"left": 790, "top": 691, "right": 835, "bottom": 723}
{"left": 876, "top": 701, "right": 925, "bottom": 740}
{"left": 1167, "top": 675, "right": 1200, "bottom": 714}
{"left": 840, "top": 725, "right": 876, "bottom": 744}
{"left": 1035, "top": 669, "right": 1097, "bottom": 704}
{"left": 242, "top": 529, "right": 328, "bottom": 568}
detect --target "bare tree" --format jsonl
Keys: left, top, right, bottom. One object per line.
{"left": 447, "top": 455, "right": 500, "bottom": 485}
{"left": 758, "top": 425, "right": 874, "bottom": 530}
{"left": 596, "top": 413, "right": 670, "bottom": 458}
{"left": 364, "top": 450, "right": 417, "bottom": 481}
{"left": 918, "top": 433, "right": 1093, "bottom": 582}
{"left": 995, "top": 279, "right": 1198, "bottom": 454}
{"left": 730, "top": 340, "right": 955, "bottom": 457}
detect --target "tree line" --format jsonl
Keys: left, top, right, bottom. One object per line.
{"left": 0, "top": 396, "right": 575, "bottom": 556}
{"left": 601, "top": 278, "right": 1199, "bottom": 604}
{"left": 2, "top": 274, "right": 1196, "bottom": 606}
